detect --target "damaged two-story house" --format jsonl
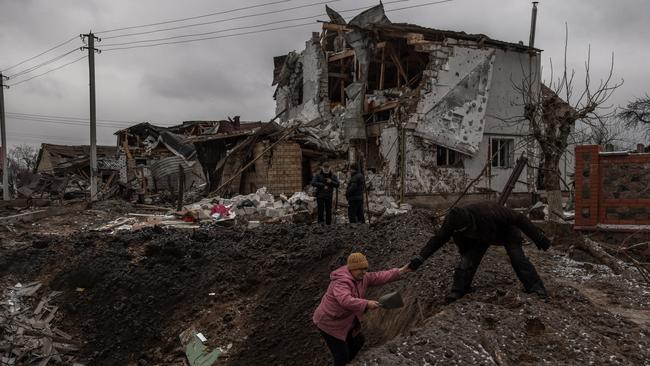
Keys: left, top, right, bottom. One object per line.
{"left": 272, "top": 4, "right": 574, "bottom": 207}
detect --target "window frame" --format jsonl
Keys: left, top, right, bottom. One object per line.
{"left": 436, "top": 145, "right": 463, "bottom": 168}
{"left": 490, "top": 138, "right": 514, "bottom": 168}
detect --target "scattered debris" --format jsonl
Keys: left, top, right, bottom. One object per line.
{"left": 0, "top": 282, "right": 79, "bottom": 365}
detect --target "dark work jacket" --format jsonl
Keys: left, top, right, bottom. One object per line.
{"left": 419, "top": 201, "right": 548, "bottom": 260}
{"left": 311, "top": 171, "right": 340, "bottom": 200}
{"left": 346, "top": 171, "right": 365, "bottom": 201}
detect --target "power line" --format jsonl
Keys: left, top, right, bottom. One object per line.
{"left": 101, "top": 0, "right": 453, "bottom": 52}
{"left": 102, "top": 0, "right": 340, "bottom": 40}
{"left": 6, "top": 115, "right": 135, "bottom": 129}
{"left": 7, "top": 131, "right": 103, "bottom": 144}
{"left": 7, "top": 56, "right": 87, "bottom": 88}
{"left": 102, "top": 22, "right": 314, "bottom": 51}
{"left": 6, "top": 112, "right": 135, "bottom": 124}
{"left": 7, "top": 48, "right": 80, "bottom": 79}
{"left": 5, "top": 112, "right": 179, "bottom": 129}
{"left": 96, "top": 0, "right": 293, "bottom": 34}
{"left": 101, "top": 0, "right": 404, "bottom": 48}
{"left": 0, "top": 35, "right": 78, "bottom": 73}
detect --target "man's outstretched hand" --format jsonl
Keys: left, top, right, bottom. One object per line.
{"left": 408, "top": 256, "right": 424, "bottom": 270}
{"left": 398, "top": 264, "right": 412, "bottom": 275}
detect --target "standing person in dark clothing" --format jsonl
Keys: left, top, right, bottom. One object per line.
{"left": 311, "top": 163, "right": 340, "bottom": 225}
{"left": 346, "top": 163, "right": 365, "bottom": 223}
{"left": 407, "top": 201, "right": 552, "bottom": 303}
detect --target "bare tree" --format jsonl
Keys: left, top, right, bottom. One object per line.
{"left": 619, "top": 95, "right": 650, "bottom": 138}
{"left": 574, "top": 116, "right": 628, "bottom": 149}
{"left": 518, "top": 25, "right": 622, "bottom": 220}
{"left": 8, "top": 144, "right": 38, "bottom": 173}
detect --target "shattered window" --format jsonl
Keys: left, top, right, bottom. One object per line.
{"left": 491, "top": 139, "right": 514, "bottom": 168}
{"left": 436, "top": 146, "right": 462, "bottom": 167}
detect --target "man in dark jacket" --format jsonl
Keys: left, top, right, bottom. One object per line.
{"left": 346, "top": 163, "right": 365, "bottom": 223}
{"left": 408, "top": 201, "right": 551, "bottom": 303}
{"left": 311, "top": 163, "right": 340, "bottom": 225}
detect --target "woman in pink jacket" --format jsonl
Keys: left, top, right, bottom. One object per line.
{"left": 313, "top": 252, "right": 410, "bottom": 365}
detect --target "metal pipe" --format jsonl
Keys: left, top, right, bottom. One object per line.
{"left": 529, "top": 1, "right": 539, "bottom": 48}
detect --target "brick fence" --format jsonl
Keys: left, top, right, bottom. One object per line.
{"left": 575, "top": 145, "right": 650, "bottom": 230}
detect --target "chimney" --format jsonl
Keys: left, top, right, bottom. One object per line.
{"left": 233, "top": 116, "right": 240, "bottom": 129}
{"left": 529, "top": 2, "right": 539, "bottom": 48}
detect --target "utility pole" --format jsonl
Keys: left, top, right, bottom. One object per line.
{"left": 0, "top": 73, "right": 8, "bottom": 201}
{"left": 81, "top": 32, "right": 100, "bottom": 202}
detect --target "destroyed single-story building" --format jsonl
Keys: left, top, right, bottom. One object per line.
{"left": 272, "top": 4, "right": 574, "bottom": 207}
{"left": 115, "top": 122, "right": 209, "bottom": 195}
{"left": 186, "top": 119, "right": 342, "bottom": 196}
{"left": 24, "top": 143, "right": 121, "bottom": 199}
{"left": 36, "top": 143, "right": 118, "bottom": 175}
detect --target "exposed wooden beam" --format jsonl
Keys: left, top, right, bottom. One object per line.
{"left": 379, "top": 47, "right": 385, "bottom": 90}
{"left": 328, "top": 49, "right": 355, "bottom": 62}
{"left": 328, "top": 72, "right": 351, "bottom": 79}
{"left": 388, "top": 47, "right": 408, "bottom": 85}
{"left": 322, "top": 23, "right": 350, "bottom": 32}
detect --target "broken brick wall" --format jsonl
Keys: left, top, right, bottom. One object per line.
{"left": 575, "top": 145, "right": 650, "bottom": 229}
{"left": 220, "top": 141, "right": 303, "bottom": 196}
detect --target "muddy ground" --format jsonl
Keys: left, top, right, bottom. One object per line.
{"left": 1, "top": 209, "right": 649, "bottom": 365}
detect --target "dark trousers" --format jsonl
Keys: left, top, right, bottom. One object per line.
{"left": 347, "top": 199, "right": 364, "bottom": 223}
{"left": 451, "top": 227, "right": 545, "bottom": 294}
{"left": 320, "top": 330, "right": 365, "bottom": 366}
{"left": 317, "top": 197, "right": 333, "bottom": 225}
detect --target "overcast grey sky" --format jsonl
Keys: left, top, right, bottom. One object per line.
{"left": 1, "top": 0, "right": 648, "bottom": 147}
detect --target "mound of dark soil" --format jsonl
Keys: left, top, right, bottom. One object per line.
{"left": 1, "top": 210, "right": 437, "bottom": 365}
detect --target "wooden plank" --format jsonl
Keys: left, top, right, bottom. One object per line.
{"left": 44, "top": 306, "right": 59, "bottom": 324}
{"left": 321, "top": 23, "right": 349, "bottom": 32}
{"left": 369, "top": 100, "right": 400, "bottom": 113}
{"left": 0, "top": 202, "right": 88, "bottom": 225}
{"left": 0, "top": 199, "right": 51, "bottom": 209}
{"left": 388, "top": 48, "right": 408, "bottom": 85}
{"left": 34, "top": 299, "right": 47, "bottom": 315}
{"left": 379, "top": 47, "right": 385, "bottom": 90}
{"left": 327, "top": 72, "right": 350, "bottom": 79}
{"left": 328, "top": 49, "right": 355, "bottom": 62}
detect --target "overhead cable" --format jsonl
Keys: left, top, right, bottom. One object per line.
{"left": 101, "top": 0, "right": 340, "bottom": 39}
{"left": 102, "top": 0, "right": 453, "bottom": 52}
{"left": 0, "top": 35, "right": 78, "bottom": 73}
{"left": 95, "top": 0, "right": 293, "bottom": 34}
{"left": 7, "top": 56, "right": 87, "bottom": 88}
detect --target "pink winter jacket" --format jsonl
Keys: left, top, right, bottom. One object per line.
{"left": 313, "top": 265, "right": 400, "bottom": 341}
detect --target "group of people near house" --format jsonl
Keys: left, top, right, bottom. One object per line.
{"left": 311, "top": 162, "right": 365, "bottom": 225}
{"left": 308, "top": 162, "right": 553, "bottom": 365}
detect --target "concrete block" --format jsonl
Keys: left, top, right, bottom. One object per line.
{"left": 248, "top": 221, "right": 261, "bottom": 229}
{"left": 273, "top": 201, "right": 283, "bottom": 209}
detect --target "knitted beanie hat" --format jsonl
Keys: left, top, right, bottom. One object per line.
{"left": 347, "top": 252, "right": 369, "bottom": 271}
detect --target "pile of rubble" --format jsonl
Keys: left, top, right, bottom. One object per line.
{"left": 189, "top": 188, "right": 318, "bottom": 228}
{"left": 367, "top": 192, "right": 412, "bottom": 216}
{"left": 85, "top": 183, "right": 414, "bottom": 232}
{"left": 0, "top": 282, "right": 80, "bottom": 365}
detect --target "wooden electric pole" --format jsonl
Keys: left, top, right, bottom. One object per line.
{"left": 0, "top": 73, "right": 8, "bottom": 200}
{"left": 82, "top": 32, "right": 100, "bottom": 202}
